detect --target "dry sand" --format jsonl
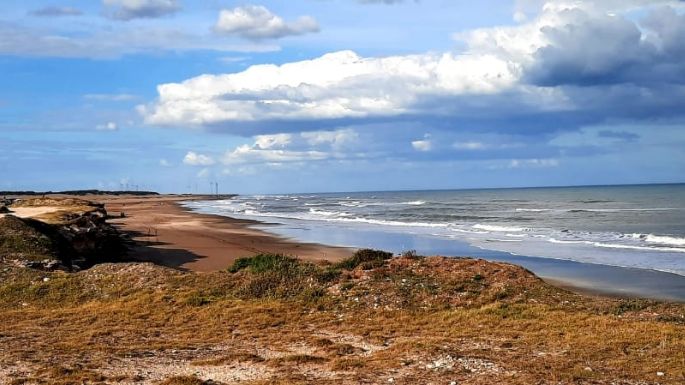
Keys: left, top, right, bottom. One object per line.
{"left": 0, "top": 206, "right": 63, "bottom": 219}
{"left": 99, "top": 195, "right": 352, "bottom": 272}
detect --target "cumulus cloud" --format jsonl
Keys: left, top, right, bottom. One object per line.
{"left": 30, "top": 6, "right": 83, "bottom": 17}
{"left": 254, "top": 133, "right": 292, "bottom": 149}
{"left": 222, "top": 129, "right": 360, "bottom": 165}
{"left": 411, "top": 139, "right": 432, "bottom": 152}
{"left": 180, "top": 129, "right": 363, "bottom": 170}
{"left": 183, "top": 151, "right": 215, "bottom": 166}
{"left": 142, "top": 0, "right": 685, "bottom": 142}
{"left": 223, "top": 144, "right": 329, "bottom": 165}
{"left": 214, "top": 5, "right": 319, "bottom": 40}
{"left": 142, "top": 50, "right": 517, "bottom": 127}
{"left": 103, "top": 0, "right": 180, "bottom": 20}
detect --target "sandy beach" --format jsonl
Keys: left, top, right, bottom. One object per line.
{"left": 99, "top": 195, "right": 352, "bottom": 272}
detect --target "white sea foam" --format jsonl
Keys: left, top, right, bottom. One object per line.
{"left": 403, "top": 200, "right": 426, "bottom": 205}
{"left": 473, "top": 224, "right": 529, "bottom": 232}
{"left": 592, "top": 242, "right": 685, "bottom": 253}
{"left": 645, "top": 234, "right": 685, "bottom": 247}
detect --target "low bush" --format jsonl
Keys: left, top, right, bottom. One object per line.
{"left": 228, "top": 254, "right": 330, "bottom": 300}
{"left": 228, "top": 253, "right": 300, "bottom": 274}
{"left": 335, "top": 248, "right": 393, "bottom": 270}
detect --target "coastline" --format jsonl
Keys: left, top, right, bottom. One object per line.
{"left": 99, "top": 194, "right": 685, "bottom": 302}
{"left": 100, "top": 195, "right": 352, "bottom": 272}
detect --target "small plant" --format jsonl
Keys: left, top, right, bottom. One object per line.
{"left": 612, "top": 299, "right": 649, "bottom": 315}
{"left": 473, "top": 274, "right": 484, "bottom": 282}
{"left": 401, "top": 249, "right": 422, "bottom": 259}
{"left": 330, "top": 357, "right": 366, "bottom": 370}
{"left": 335, "top": 249, "right": 393, "bottom": 270}
{"left": 228, "top": 253, "right": 300, "bottom": 274}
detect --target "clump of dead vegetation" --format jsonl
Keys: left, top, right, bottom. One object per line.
{"left": 1, "top": 249, "right": 685, "bottom": 384}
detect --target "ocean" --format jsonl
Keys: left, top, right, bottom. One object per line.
{"left": 184, "top": 184, "right": 685, "bottom": 298}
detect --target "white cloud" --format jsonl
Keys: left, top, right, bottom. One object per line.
{"left": 222, "top": 129, "right": 360, "bottom": 165}
{"left": 301, "top": 129, "right": 358, "bottom": 149}
{"left": 222, "top": 144, "right": 329, "bottom": 165}
{"left": 454, "top": 141, "right": 486, "bottom": 150}
{"left": 103, "top": 0, "right": 180, "bottom": 20}
{"left": 140, "top": 0, "right": 685, "bottom": 138}
{"left": 254, "top": 133, "right": 292, "bottom": 149}
{"left": 214, "top": 5, "right": 319, "bottom": 40}
{"left": 142, "top": 49, "right": 518, "bottom": 127}
{"left": 96, "top": 122, "right": 118, "bottom": 131}
{"left": 183, "top": 151, "right": 215, "bottom": 166}
{"left": 411, "top": 139, "right": 432, "bottom": 152}
{"left": 218, "top": 56, "right": 250, "bottom": 64}
{"left": 159, "top": 159, "right": 171, "bottom": 167}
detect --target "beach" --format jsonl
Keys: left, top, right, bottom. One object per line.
{"left": 88, "top": 193, "right": 685, "bottom": 301}
{"left": 99, "top": 195, "right": 352, "bottom": 272}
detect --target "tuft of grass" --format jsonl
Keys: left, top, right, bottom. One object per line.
{"left": 613, "top": 299, "right": 650, "bottom": 315}
{"left": 229, "top": 254, "right": 300, "bottom": 274}
{"left": 335, "top": 248, "right": 393, "bottom": 270}
{"left": 401, "top": 249, "right": 422, "bottom": 259}
{"left": 228, "top": 254, "right": 330, "bottom": 301}
{"left": 330, "top": 357, "right": 366, "bottom": 371}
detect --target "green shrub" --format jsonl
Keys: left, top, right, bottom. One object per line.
{"left": 228, "top": 254, "right": 300, "bottom": 274}
{"left": 228, "top": 254, "right": 329, "bottom": 300}
{"left": 335, "top": 249, "right": 393, "bottom": 270}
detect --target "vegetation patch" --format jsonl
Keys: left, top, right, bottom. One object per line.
{"left": 1, "top": 252, "right": 685, "bottom": 384}
{"left": 335, "top": 248, "right": 394, "bottom": 270}
{"left": 0, "top": 215, "right": 70, "bottom": 263}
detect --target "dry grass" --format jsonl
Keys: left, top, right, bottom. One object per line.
{"left": 0, "top": 252, "right": 684, "bottom": 384}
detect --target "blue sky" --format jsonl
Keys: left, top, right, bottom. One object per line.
{"left": 1, "top": 0, "right": 684, "bottom": 194}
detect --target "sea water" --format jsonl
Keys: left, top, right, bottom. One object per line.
{"left": 185, "top": 184, "right": 685, "bottom": 277}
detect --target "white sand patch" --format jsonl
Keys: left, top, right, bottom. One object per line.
{"left": 0, "top": 207, "right": 63, "bottom": 219}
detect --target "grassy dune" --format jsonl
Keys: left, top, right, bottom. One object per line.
{"left": 1, "top": 251, "right": 684, "bottom": 385}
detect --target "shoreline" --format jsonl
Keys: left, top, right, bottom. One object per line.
{"left": 99, "top": 195, "right": 353, "bottom": 272}
{"left": 98, "top": 194, "right": 685, "bottom": 302}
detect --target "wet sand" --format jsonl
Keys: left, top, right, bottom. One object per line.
{"left": 99, "top": 195, "right": 352, "bottom": 272}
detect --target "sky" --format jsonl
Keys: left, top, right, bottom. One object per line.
{"left": 1, "top": 0, "right": 684, "bottom": 194}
